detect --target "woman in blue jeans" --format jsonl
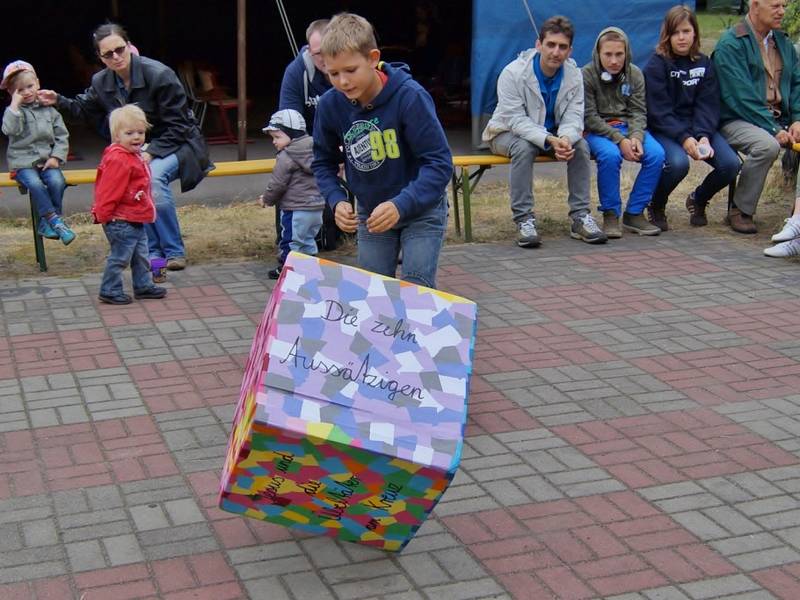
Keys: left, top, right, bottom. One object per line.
{"left": 644, "top": 5, "right": 740, "bottom": 231}
{"left": 39, "top": 23, "right": 212, "bottom": 270}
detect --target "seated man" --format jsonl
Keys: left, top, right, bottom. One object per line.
{"left": 482, "top": 15, "right": 606, "bottom": 248}
{"left": 713, "top": 0, "right": 800, "bottom": 233}
{"left": 279, "top": 19, "right": 331, "bottom": 133}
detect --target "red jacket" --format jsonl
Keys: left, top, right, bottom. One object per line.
{"left": 92, "top": 144, "right": 156, "bottom": 224}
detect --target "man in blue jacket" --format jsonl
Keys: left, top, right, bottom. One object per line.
{"left": 714, "top": 0, "right": 800, "bottom": 233}
{"left": 278, "top": 19, "right": 331, "bottom": 134}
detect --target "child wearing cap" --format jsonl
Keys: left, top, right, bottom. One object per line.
{"left": 93, "top": 105, "right": 167, "bottom": 305}
{"left": 1, "top": 60, "right": 76, "bottom": 245}
{"left": 259, "top": 108, "right": 324, "bottom": 279}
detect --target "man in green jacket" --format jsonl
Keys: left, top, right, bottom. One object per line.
{"left": 713, "top": 0, "right": 800, "bottom": 233}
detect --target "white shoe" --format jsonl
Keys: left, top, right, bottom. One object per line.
{"left": 771, "top": 215, "right": 800, "bottom": 242}
{"left": 764, "top": 238, "right": 800, "bottom": 257}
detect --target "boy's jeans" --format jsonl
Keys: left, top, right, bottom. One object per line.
{"left": 357, "top": 195, "right": 447, "bottom": 289}
{"left": 586, "top": 125, "right": 665, "bottom": 217}
{"left": 14, "top": 167, "right": 66, "bottom": 217}
{"left": 278, "top": 209, "right": 324, "bottom": 263}
{"left": 100, "top": 221, "right": 153, "bottom": 297}
{"left": 145, "top": 153, "right": 186, "bottom": 261}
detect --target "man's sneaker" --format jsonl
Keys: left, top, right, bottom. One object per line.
{"left": 570, "top": 213, "right": 607, "bottom": 244}
{"left": 516, "top": 217, "right": 541, "bottom": 248}
{"left": 602, "top": 210, "right": 622, "bottom": 239}
{"left": 48, "top": 216, "right": 76, "bottom": 245}
{"left": 764, "top": 238, "right": 800, "bottom": 258}
{"left": 36, "top": 218, "right": 59, "bottom": 240}
{"left": 622, "top": 212, "right": 661, "bottom": 236}
{"left": 685, "top": 192, "right": 708, "bottom": 227}
{"left": 133, "top": 286, "right": 167, "bottom": 300}
{"left": 268, "top": 266, "right": 282, "bottom": 280}
{"left": 646, "top": 204, "right": 669, "bottom": 231}
{"left": 772, "top": 215, "right": 800, "bottom": 242}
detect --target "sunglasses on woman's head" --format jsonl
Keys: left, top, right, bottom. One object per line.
{"left": 99, "top": 45, "right": 128, "bottom": 60}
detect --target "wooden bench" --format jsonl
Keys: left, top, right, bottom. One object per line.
{"left": 0, "top": 159, "right": 277, "bottom": 272}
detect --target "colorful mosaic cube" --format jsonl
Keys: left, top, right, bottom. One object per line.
{"left": 218, "top": 253, "right": 477, "bottom": 550}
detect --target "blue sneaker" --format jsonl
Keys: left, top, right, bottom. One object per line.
{"left": 48, "top": 216, "right": 76, "bottom": 246}
{"left": 36, "top": 218, "right": 59, "bottom": 240}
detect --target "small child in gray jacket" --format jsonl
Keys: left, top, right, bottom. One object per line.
{"left": 259, "top": 109, "right": 324, "bottom": 279}
{"left": 1, "top": 60, "right": 76, "bottom": 245}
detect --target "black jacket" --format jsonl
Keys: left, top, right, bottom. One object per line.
{"left": 57, "top": 53, "right": 213, "bottom": 192}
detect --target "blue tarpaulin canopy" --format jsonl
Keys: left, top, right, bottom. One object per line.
{"left": 470, "top": 0, "right": 691, "bottom": 145}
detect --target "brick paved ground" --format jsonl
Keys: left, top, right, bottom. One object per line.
{"left": 2, "top": 231, "right": 800, "bottom": 599}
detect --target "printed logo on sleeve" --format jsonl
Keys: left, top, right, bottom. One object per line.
{"left": 343, "top": 119, "right": 400, "bottom": 172}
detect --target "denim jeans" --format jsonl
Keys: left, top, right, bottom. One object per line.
{"left": 100, "top": 221, "right": 153, "bottom": 297}
{"left": 651, "top": 132, "right": 741, "bottom": 207}
{"left": 489, "top": 131, "right": 592, "bottom": 221}
{"left": 14, "top": 167, "right": 66, "bottom": 217}
{"left": 278, "top": 209, "right": 324, "bottom": 263}
{"left": 145, "top": 153, "right": 186, "bottom": 260}
{"left": 357, "top": 195, "right": 447, "bottom": 289}
{"left": 586, "top": 126, "right": 665, "bottom": 216}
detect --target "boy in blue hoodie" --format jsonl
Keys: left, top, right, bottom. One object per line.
{"left": 311, "top": 12, "right": 453, "bottom": 289}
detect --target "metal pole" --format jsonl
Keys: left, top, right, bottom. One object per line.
{"left": 237, "top": 0, "right": 247, "bottom": 160}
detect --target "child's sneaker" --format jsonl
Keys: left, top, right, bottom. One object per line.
{"left": 602, "top": 210, "right": 622, "bottom": 239}
{"left": 685, "top": 192, "right": 708, "bottom": 227}
{"left": 764, "top": 238, "right": 800, "bottom": 258}
{"left": 98, "top": 293, "right": 132, "bottom": 305}
{"left": 48, "top": 215, "right": 76, "bottom": 245}
{"left": 771, "top": 215, "right": 800, "bottom": 242}
{"left": 268, "top": 266, "right": 282, "bottom": 280}
{"left": 622, "top": 212, "right": 661, "bottom": 236}
{"left": 36, "top": 218, "right": 59, "bottom": 240}
{"left": 516, "top": 217, "right": 541, "bottom": 248}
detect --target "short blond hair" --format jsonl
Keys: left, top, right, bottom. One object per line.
{"left": 320, "top": 13, "right": 377, "bottom": 58}
{"left": 109, "top": 104, "right": 150, "bottom": 142}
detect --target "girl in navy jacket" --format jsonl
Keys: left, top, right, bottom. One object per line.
{"left": 644, "top": 5, "right": 740, "bottom": 231}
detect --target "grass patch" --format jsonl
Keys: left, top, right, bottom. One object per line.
{"left": 6, "top": 157, "right": 794, "bottom": 280}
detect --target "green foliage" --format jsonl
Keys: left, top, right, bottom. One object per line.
{"left": 785, "top": 0, "right": 800, "bottom": 39}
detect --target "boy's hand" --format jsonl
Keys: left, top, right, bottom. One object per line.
{"left": 37, "top": 90, "right": 57, "bottom": 106}
{"left": 9, "top": 89, "right": 22, "bottom": 111}
{"left": 619, "top": 138, "right": 637, "bottom": 162}
{"left": 334, "top": 201, "right": 359, "bottom": 233}
{"left": 142, "top": 152, "right": 153, "bottom": 164}
{"left": 696, "top": 137, "right": 714, "bottom": 159}
{"left": 788, "top": 121, "right": 800, "bottom": 143}
{"left": 776, "top": 129, "right": 793, "bottom": 147}
{"left": 366, "top": 201, "right": 400, "bottom": 233}
{"left": 682, "top": 136, "right": 699, "bottom": 159}
{"left": 551, "top": 136, "right": 574, "bottom": 161}
{"left": 629, "top": 138, "right": 643, "bottom": 161}
{"left": 41, "top": 157, "right": 60, "bottom": 171}
{"left": 258, "top": 194, "right": 266, "bottom": 208}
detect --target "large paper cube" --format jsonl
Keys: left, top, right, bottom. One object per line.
{"left": 218, "top": 252, "right": 477, "bottom": 551}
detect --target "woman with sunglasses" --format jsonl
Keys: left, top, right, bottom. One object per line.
{"left": 39, "top": 22, "right": 212, "bottom": 271}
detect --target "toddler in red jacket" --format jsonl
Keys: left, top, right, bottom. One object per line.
{"left": 93, "top": 105, "right": 167, "bottom": 305}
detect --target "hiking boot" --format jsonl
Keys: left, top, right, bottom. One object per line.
{"left": 166, "top": 257, "right": 187, "bottom": 271}
{"left": 36, "top": 218, "right": 59, "bottom": 240}
{"left": 726, "top": 207, "right": 757, "bottom": 234}
{"left": 646, "top": 204, "right": 669, "bottom": 232}
{"left": 685, "top": 192, "right": 708, "bottom": 227}
{"left": 772, "top": 215, "right": 800, "bottom": 242}
{"left": 622, "top": 212, "right": 661, "bottom": 236}
{"left": 602, "top": 210, "right": 622, "bottom": 239}
{"left": 268, "top": 266, "right": 282, "bottom": 280}
{"left": 98, "top": 293, "right": 132, "bottom": 305}
{"left": 133, "top": 286, "right": 167, "bottom": 300}
{"left": 48, "top": 215, "right": 76, "bottom": 245}
{"left": 571, "top": 213, "right": 607, "bottom": 244}
{"left": 764, "top": 239, "right": 800, "bottom": 258}
{"left": 516, "top": 217, "right": 541, "bottom": 248}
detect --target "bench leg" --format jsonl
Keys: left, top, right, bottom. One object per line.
{"left": 451, "top": 172, "right": 461, "bottom": 237}
{"left": 29, "top": 198, "right": 47, "bottom": 272}
{"left": 461, "top": 166, "right": 473, "bottom": 243}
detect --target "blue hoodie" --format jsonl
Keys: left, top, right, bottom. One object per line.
{"left": 312, "top": 62, "right": 453, "bottom": 220}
